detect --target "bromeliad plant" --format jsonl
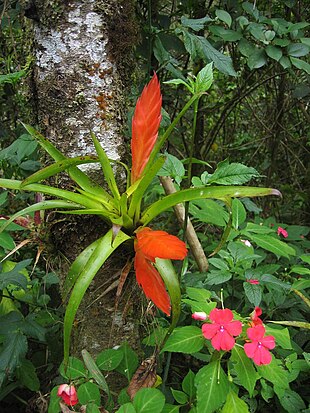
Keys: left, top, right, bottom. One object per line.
{"left": 0, "top": 64, "right": 280, "bottom": 365}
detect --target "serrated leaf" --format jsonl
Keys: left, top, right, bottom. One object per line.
{"left": 162, "top": 326, "right": 204, "bottom": 354}
{"left": 260, "top": 274, "right": 291, "bottom": 289}
{"left": 207, "top": 161, "right": 260, "bottom": 185}
{"left": 181, "top": 16, "right": 213, "bottom": 32}
{"left": 157, "top": 154, "right": 185, "bottom": 184}
{"left": 195, "top": 63, "right": 213, "bottom": 93}
{"left": 133, "top": 388, "right": 165, "bottom": 413}
{"left": 221, "top": 391, "right": 250, "bottom": 413}
{"left": 231, "top": 346, "right": 258, "bottom": 397}
{"left": 249, "top": 234, "right": 295, "bottom": 258}
{"left": 215, "top": 9, "right": 232, "bottom": 27}
{"left": 206, "top": 270, "right": 232, "bottom": 285}
{"left": 189, "top": 199, "right": 229, "bottom": 227}
{"left": 232, "top": 198, "right": 246, "bottom": 229}
{"left": 195, "top": 361, "right": 230, "bottom": 413}
{"left": 208, "top": 258, "right": 229, "bottom": 270}
{"left": 243, "top": 282, "right": 262, "bottom": 306}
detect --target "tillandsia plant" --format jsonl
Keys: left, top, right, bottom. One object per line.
{"left": 0, "top": 64, "right": 280, "bottom": 365}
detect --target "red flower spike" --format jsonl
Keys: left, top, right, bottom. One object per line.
{"left": 134, "top": 249, "right": 171, "bottom": 315}
{"left": 136, "top": 227, "right": 187, "bottom": 261}
{"left": 202, "top": 308, "right": 242, "bottom": 351}
{"left": 131, "top": 73, "right": 162, "bottom": 184}
{"left": 244, "top": 324, "right": 275, "bottom": 365}
{"left": 57, "top": 384, "right": 79, "bottom": 406}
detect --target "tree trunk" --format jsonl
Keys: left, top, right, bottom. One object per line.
{"left": 28, "top": 0, "right": 141, "bottom": 360}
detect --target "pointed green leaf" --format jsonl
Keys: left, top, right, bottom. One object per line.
{"left": 140, "top": 186, "right": 280, "bottom": 225}
{"left": 133, "top": 388, "right": 165, "bottom": 413}
{"left": 181, "top": 15, "right": 213, "bottom": 32}
{"left": 77, "top": 382, "right": 101, "bottom": 406}
{"left": 182, "top": 370, "right": 196, "bottom": 400}
{"left": 215, "top": 9, "right": 232, "bottom": 27}
{"left": 195, "top": 63, "right": 213, "bottom": 93}
{"left": 243, "top": 282, "right": 262, "bottom": 306}
{"left": 279, "top": 389, "right": 306, "bottom": 413}
{"left": 290, "top": 56, "right": 310, "bottom": 74}
{"left": 195, "top": 361, "right": 230, "bottom": 413}
{"left": 63, "top": 229, "right": 130, "bottom": 365}
{"left": 162, "top": 326, "right": 204, "bottom": 354}
{"left": 115, "top": 343, "right": 139, "bottom": 381}
{"left": 265, "top": 325, "right": 292, "bottom": 349}
{"left": 96, "top": 348, "right": 123, "bottom": 371}
{"left": 249, "top": 234, "right": 296, "bottom": 258}
{"left": 221, "top": 391, "right": 250, "bottom": 413}
{"left": 257, "top": 357, "right": 289, "bottom": 390}
{"left": 0, "top": 331, "right": 27, "bottom": 387}
{"left": 232, "top": 198, "right": 246, "bottom": 229}
{"left": 231, "top": 346, "right": 258, "bottom": 396}
{"left": 59, "top": 356, "right": 87, "bottom": 380}
{"left": 16, "top": 359, "right": 40, "bottom": 391}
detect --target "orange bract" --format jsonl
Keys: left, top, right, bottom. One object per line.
{"left": 131, "top": 74, "right": 162, "bottom": 184}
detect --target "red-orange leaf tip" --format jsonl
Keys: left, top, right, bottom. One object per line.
{"left": 136, "top": 227, "right": 188, "bottom": 261}
{"left": 131, "top": 73, "right": 162, "bottom": 184}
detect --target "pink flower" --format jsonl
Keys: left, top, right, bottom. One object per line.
{"left": 250, "top": 307, "right": 263, "bottom": 326}
{"left": 244, "top": 325, "right": 275, "bottom": 365}
{"left": 202, "top": 308, "right": 242, "bottom": 351}
{"left": 57, "top": 384, "right": 79, "bottom": 406}
{"left": 277, "top": 227, "right": 288, "bottom": 238}
{"left": 246, "top": 279, "right": 259, "bottom": 285}
{"left": 240, "top": 239, "right": 252, "bottom": 247}
{"left": 192, "top": 312, "right": 207, "bottom": 321}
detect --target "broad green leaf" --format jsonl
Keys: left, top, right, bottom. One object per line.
{"left": 0, "top": 331, "right": 27, "bottom": 387}
{"left": 195, "top": 361, "right": 230, "bottom": 413}
{"left": 209, "top": 26, "right": 242, "bottom": 42}
{"left": 290, "top": 57, "right": 310, "bottom": 74}
{"left": 292, "top": 278, "right": 310, "bottom": 290}
{"left": 16, "top": 358, "right": 40, "bottom": 391}
{"left": 300, "top": 254, "right": 310, "bottom": 264}
{"left": 90, "top": 131, "right": 120, "bottom": 200}
{"left": 207, "top": 161, "right": 260, "bottom": 185}
{"left": 48, "top": 386, "right": 61, "bottom": 413}
{"left": 260, "top": 274, "right": 291, "bottom": 289}
{"left": 181, "top": 15, "right": 213, "bottom": 32}
{"left": 232, "top": 198, "right": 246, "bottom": 229}
{"left": 63, "top": 230, "right": 130, "bottom": 365}
{"left": 257, "top": 357, "right": 289, "bottom": 390}
{"left": 186, "top": 287, "right": 211, "bottom": 302}
{"left": 221, "top": 391, "right": 250, "bottom": 413}
{"left": 208, "top": 258, "right": 229, "bottom": 270}
{"left": 231, "top": 346, "right": 258, "bottom": 396}
{"left": 182, "top": 370, "right": 196, "bottom": 400}
{"left": 241, "top": 222, "right": 274, "bottom": 234}
{"left": 249, "top": 234, "right": 295, "bottom": 258}
{"left": 181, "top": 30, "right": 237, "bottom": 76}
{"left": 279, "top": 389, "right": 306, "bottom": 413}
{"left": 238, "top": 38, "right": 256, "bottom": 57}
{"left": 162, "top": 404, "right": 180, "bottom": 413}
{"left": 266, "top": 45, "right": 283, "bottom": 61}
{"left": 96, "top": 348, "right": 123, "bottom": 371}
{"left": 279, "top": 56, "right": 292, "bottom": 69}
{"left": 21, "top": 155, "right": 99, "bottom": 187}
{"left": 287, "top": 43, "right": 309, "bottom": 57}
{"left": 162, "top": 326, "right": 204, "bottom": 354}
{"left": 133, "top": 388, "right": 165, "bottom": 413}
{"left": 265, "top": 325, "right": 292, "bottom": 349}
{"left": 59, "top": 356, "right": 87, "bottom": 379}
{"left": 243, "top": 282, "right": 262, "bottom": 306}
{"left": 195, "top": 63, "right": 213, "bottom": 93}
{"left": 247, "top": 50, "right": 267, "bottom": 70}
{"left": 77, "top": 382, "right": 101, "bottom": 406}
{"left": 264, "top": 30, "right": 275, "bottom": 41}
{"left": 171, "top": 389, "right": 188, "bottom": 404}
{"left": 260, "top": 378, "right": 274, "bottom": 402}
{"left": 157, "top": 154, "right": 185, "bottom": 184}
{"left": 141, "top": 186, "right": 280, "bottom": 225}
{"left": 117, "top": 403, "right": 136, "bottom": 413}
{"left": 182, "top": 299, "right": 217, "bottom": 315}
{"left": 189, "top": 199, "right": 229, "bottom": 227}
{"left": 0, "top": 232, "right": 15, "bottom": 250}
{"left": 206, "top": 270, "right": 232, "bottom": 286}
{"left": 86, "top": 403, "right": 101, "bottom": 413}
{"left": 215, "top": 9, "right": 232, "bottom": 27}
{"left": 115, "top": 342, "right": 139, "bottom": 381}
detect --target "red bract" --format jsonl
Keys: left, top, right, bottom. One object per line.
{"left": 131, "top": 73, "right": 162, "bottom": 184}
{"left": 250, "top": 306, "right": 263, "bottom": 326}
{"left": 57, "top": 384, "right": 78, "bottom": 406}
{"left": 277, "top": 226, "right": 288, "bottom": 238}
{"left": 202, "top": 308, "right": 242, "bottom": 351}
{"left": 244, "top": 324, "right": 275, "bottom": 365}
{"left": 134, "top": 227, "right": 187, "bottom": 315}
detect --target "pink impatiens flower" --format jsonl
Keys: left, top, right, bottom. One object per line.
{"left": 202, "top": 308, "right": 242, "bottom": 351}
{"left": 244, "top": 324, "right": 275, "bottom": 365}
{"left": 250, "top": 307, "right": 263, "bottom": 326}
{"left": 57, "top": 384, "right": 79, "bottom": 406}
{"left": 277, "top": 227, "right": 288, "bottom": 238}
{"left": 246, "top": 279, "right": 260, "bottom": 285}
{"left": 192, "top": 312, "right": 207, "bottom": 321}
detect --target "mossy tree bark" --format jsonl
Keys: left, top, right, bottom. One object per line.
{"left": 28, "top": 0, "right": 141, "bottom": 360}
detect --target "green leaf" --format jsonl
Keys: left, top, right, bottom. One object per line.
{"left": 141, "top": 186, "right": 280, "bottom": 225}
{"left": 243, "top": 282, "right": 262, "bottom": 306}
{"left": 195, "top": 63, "right": 213, "bottom": 93}
{"left": 278, "top": 389, "right": 306, "bottom": 413}
{"left": 133, "top": 388, "right": 165, "bottom": 413}
{"left": 287, "top": 43, "right": 310, "bottom": 57}
{"left": 189, "top": 199, "right": 229, "bottom": 227}
{"left": 290, "top": 56, "right": 310, "bottom": 74}
{"left": 206, "top": 270, "right": 232, "bottom": 286}
{"left": 238, "top": 39, "right": 256, "bottom": 57}
{"left": 77, "top": 382, "right": 101, "bottom": 406}
{"left": 181, "top": 15, "right": 213, "bottom": 32}
{"left": 265, "top": 325, "right": 292, "bottom": 349}
{"left": 231, "top": 346, "right": 258, "bottom": 397}
{"left": 115, "top": 342, "right": 139, "bottom": 381}
{"left": 247, "top": 50, "right": 267, "bottom": 70}
{"left": 0, "top": 70, "right": 26, "bottom": 84}
{"left": 249, "top": 234, "right": 296, "bottom": 258}
{"left": 181, "top": 30, "right": 237, "bottom": 76}
{"left": 232, "top": 198, "right": 246, "bottom": 229}
{"left": 266, "top": 45, "right": 283, "bottom": 61}
{"left": 162, "top": 404, "right": 180, "bottom": 413}
{"left": 257, "top": 357, "right": 289, "bottom": 390}
{"left": 215, "top": 9, "right": 232, "bottom": 27}
{"left": 241, "top": 222, "right": 274, "bottom": 234}
{"left": 63, "top": 230, "right": 130, "bottom": 365}
{"left": 86, "top": 403, "right": 102, "bottom": 413}
{"left": 16, "top": 358, "right": 40, "bottom": 391}
{"left": 300, "top": 254, "right": 310, "bottom": 264}
{"left": 186, "top": 287, "right": 211, "bottom": 302}
{"left": 207, "top": 161, "right": 260, "bottom": 185}
{"left": 208, "top": 258, "right": 229, "bottom": 270}
{"left": 221, "top": 391, "right": 250, "bottom": 413}
{"left": 0, "top": 232, "right": 15, "bottom": 250}
{"left": 182, "top": 299, "right": 217, "bottom": 315}
{"left": 209, "top": 27, "right": 242, "bottom": 42}
{"left": 195, "top": 361, "right": 230, "bottom": 413}
{"left": 157, "top": 154, "right": 185, "bottom": 185}
{"left": 182, "top": 370, "right": 196, "bottom": 400}
{"left": 117, "top": 403, "right": 137, "bottom": 413}
{"left": 260, "top": 274, "right": 291, "bottom": 290}
{"left": 59, "top": 356, "right": 87, "bottom": 379}
{"left": 162, "top": 326, "right": 204, "bottom": 354}
{"left": 48, "top": 386, "right": 61, "bottom": 413}
{"left": 279, "top": 56, "right": 292, "bottom": 69}
{"left": 171, "top": 389, "right": 188, "bottom": 404}
{"left": 292, "top": 278, "right": 310, "bottom": 291}
{"left": 0, "top": 331, "right": 27, "bottom": 387}
{"left": 290, "top": 266, "right": 310, "bottom": 276}
{"left": 96, "top": 348, "right": 123, "bottom": 371}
